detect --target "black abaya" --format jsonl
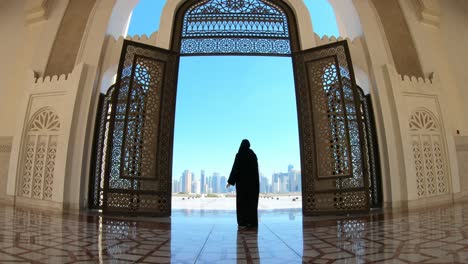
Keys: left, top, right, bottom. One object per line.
{"left": 227, "top": 140, "right": 260, "bottom": 227}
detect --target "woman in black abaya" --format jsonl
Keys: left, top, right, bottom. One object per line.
{"left": 226, "top": 139, "right": 260, "bottom": 228}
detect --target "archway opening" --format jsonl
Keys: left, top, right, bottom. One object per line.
{"left": 171, "top": 55, "right": 302, "bottom": 213}
{"left": 89, "top": 0, "right": 378, "bottom": 216}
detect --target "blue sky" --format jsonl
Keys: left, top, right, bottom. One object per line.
{"left": 126, "top": 0, "right": 339, "bottom": 181}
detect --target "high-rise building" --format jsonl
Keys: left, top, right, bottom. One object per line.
{"left": 279, "top": 172, "right": 289, "bottom": 193}
{"left": 272, "top": 173, "right": 280, "bottom": 193}
{"left": 172, "top": 180, "right": 180, "bottom": 193}
{"left": 282, "top": 173, "right": 289, "bottom": 192}
{"left": 220, "top": 176, "right": 227, "bottom": 193}
{"left": 180, "top": 174, "right": 186, "bottom": 193}
{"left": 182, "top": 170, "right": 192, "bottom": 193}
{"left": 288, "top": 168, "right": 301, "bottom": 193}
{"left": 206, "top": 176, "right": 212, "bottom": 194}
{"left": 260, "top": 174, "right": 269, "bottom": 193}
{"left": 200, "top": 170, "right": 205, "bottom": 194}
{"left": 211, "top": 173, "right": 220, "bottom": 193}
{"left": 192, "top": 180, "right": 201, "bottom": 194}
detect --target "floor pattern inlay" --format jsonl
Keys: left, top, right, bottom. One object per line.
{"left": 0, "top": 203, "right": 467, "bottom": 263}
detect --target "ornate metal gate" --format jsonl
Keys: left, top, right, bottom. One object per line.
{"left": 89, "top": 86, "right": 115, "bottom": 209}
{"left": 293, "top": 41, "right": 370, "bottom": 214}
{"left": 361, "top": 93, "right": 383, "bottom": 208}
{"left": 101, "top": 40, "right": 178, "bottom": 216}
{"left": 90, "top": 0, "right": 380, "bottom": 216}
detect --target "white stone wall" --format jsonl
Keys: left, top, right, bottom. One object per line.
{"left": 398, "top": 0, "right": 468, "bottom": 135}
{"left": 384, "top": 64, "right": 460, "bottom": 207}
{"left": 6, "top": 64, "right": 86, "bottom": 209}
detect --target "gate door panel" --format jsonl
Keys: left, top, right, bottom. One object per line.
{"left": 294, "top": 41, "right": 370, "bottom": 215}
{"left": 103, "top": 40, "right": 178, "bottom": 216}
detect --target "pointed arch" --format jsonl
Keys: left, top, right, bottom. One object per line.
{"left": 171, "top": 0, "right": 301, "bottom": 55}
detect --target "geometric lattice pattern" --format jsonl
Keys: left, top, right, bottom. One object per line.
{"left": 293, "top": 41, "right": 369, "bottom": 214}
{"left": 20, "top": 108, "right": 59, "bottom": 200}
{"left": 359, "top": 91, "right": 382, "bottom": 208}
{"left": 179, "top": 0, "right": 291, "bottom": 55}
{"left": 103, "top": 40, "right": 177, "bottom": 216}
{"left": 409, "top": 109, "right": 449, "bottom": 198}
{"left": 1, "top": 202, "right": 468, "bottom": 263}
{"left": 90, "top": 86, "right": 115, "bottom": 209}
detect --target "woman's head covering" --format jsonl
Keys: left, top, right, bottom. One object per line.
{"left": 238, "top": 139, "right": 250, "bottom": 153}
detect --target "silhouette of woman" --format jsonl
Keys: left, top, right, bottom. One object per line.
{"left": 226, "top": 139, "right": 260, "bottom": 228}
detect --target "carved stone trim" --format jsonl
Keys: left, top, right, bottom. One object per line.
{"left": 25, "top": 0, "right": 49, "bottom": 25}
{"left": 410, "top": 0, "right": 440, "bottom": 28}
{"left": 0, "top": 137, "right": 13, "bottom": 153}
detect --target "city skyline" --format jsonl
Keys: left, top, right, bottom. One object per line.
{"left": 172, "top": 164, "right": 301, "bottom": 194}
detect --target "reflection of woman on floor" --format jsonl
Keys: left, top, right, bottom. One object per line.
{"left": 226, "top": 139, "right": 260, "bottom": 228}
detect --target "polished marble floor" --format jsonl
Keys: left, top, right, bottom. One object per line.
{"left": 1, "top": 202, "right": 468, "bottom": 263}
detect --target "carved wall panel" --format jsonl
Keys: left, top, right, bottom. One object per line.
{"left": 7, "top": 63, "right": 85, "bottom": 209}
{"left": 409, "top": 109, "right": 448, "bottom": 198}
{"left": 19, "top": 108, "right": 60, "bottom": 201}
{"left": 383, "top": 64, "right": 458, "bottom": 204}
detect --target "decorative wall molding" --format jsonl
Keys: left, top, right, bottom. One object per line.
{"left": 410, "top": 0, "right": 441, "bottom": 28}
{"left": 0, "top": 137, "right": 12, "bottom": 153}
{"left": 107, "top": 32, "right": 158, "bottom": 50}
{"left": 24, "top": 0, "right": 49, "bottom": 25}
{"left": 7, "top": 63, "right": 86, "bottom": 209}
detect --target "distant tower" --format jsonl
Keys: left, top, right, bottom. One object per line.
{"left": 182, "top": 170, "right": 192, "bottom": 193}
{"left": 172, "top": 179, "right": 180, "bottom": 193}
{"left": 288, "top": 164, "right": 294, "bottom": 173}
{"left": 260, "top": 173, "right": 269, "bottom": 193}
{"left": 200, "top": 170, "right": 205, "bottom": 194}
{"left": 272, "top": 173, "right": 280, "bottom": 193}
{"left": 212, "top": 173, "right": 220, "bottom": 193}
{"left": 192, "top": 180, "right": 201, "bottom": 194}
{"left": 220, "top": 176, "right": 227, "bottom": 193}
